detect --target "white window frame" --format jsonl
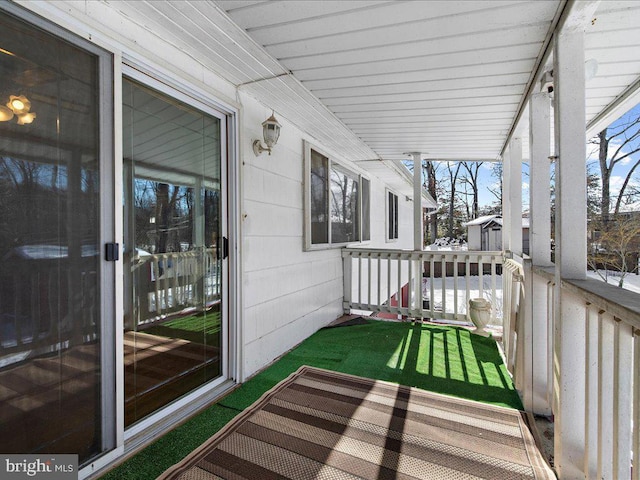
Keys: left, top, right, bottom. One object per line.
{"left": 303, "top": 141, "right": 370, "bottom": 251}
{"left": 386, "top": 189, "right": 400, "bottom": 242}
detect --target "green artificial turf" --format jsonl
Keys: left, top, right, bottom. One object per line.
{"left": 100, "top": 320, "right": 521, "bottom": 479}
{"left": 143, "top": 311, "right": 221, "bottom": 346}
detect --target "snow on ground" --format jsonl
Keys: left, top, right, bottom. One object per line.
{"left": 434, "top": 268, "right": 640, "bottom": 322}
{"left": 587, "top": 269, "right": 640, "bottom": 294}
{"left": 427, "top": 274, "right": 503, "bottom": 323}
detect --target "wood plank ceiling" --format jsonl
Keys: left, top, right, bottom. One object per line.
{"left": 217, "top": 0, "right": 563, "bottom": 162}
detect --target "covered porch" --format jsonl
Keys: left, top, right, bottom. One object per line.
{"left": 206, "top": 1, "right": 639, "bottom": 477}
{"left": 109, "top": 0, "right": 637, "bottom": 478}
{"left": 5, "top": 0, "right": 640, "bottom": 478}
{"left": 191, "top": 0, "right": 639, "bottom": 477}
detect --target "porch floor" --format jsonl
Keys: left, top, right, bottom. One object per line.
{"left": 100, "top": 318, "right": 529, "bottom": 479}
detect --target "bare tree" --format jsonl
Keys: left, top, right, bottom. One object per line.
{"left": 591, "top": 115, "right": 640, "bottom": 225}
{"left": 445, "top": 162, "right": 462, "bottom": 238}
{"left": 487, "top": 162, "right": 503, "bottom": 205}
{"left": 423, "top": 161, "right": 439, "bottom": 244}
{"left": 460, "top": 161, "right": 484, "bottom": 220}
{"left": 588, "top": 214, "right": 640, "bottom": 288}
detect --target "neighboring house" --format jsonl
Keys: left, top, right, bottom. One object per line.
{"left": 0, "top": 2, "right": 638, "bottom": 480}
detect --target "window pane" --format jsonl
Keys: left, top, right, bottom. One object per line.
{"left": 361, "top": 178, "right": 370, "bottom": 241}
{"left": 330, "top": 166, "right": 359, "bottom": 244}
{"left": 310, "top": 150, "right": 329, "bottom": 244}
{"left": 388, "top": 192, "right": 394, "bottom": 239}
{"left": 388, "top": 192, "right": 399, "bottom": 240}
{"left": 394, "top": 194, "right": 399, "bottom": 239}
{"left": 0, "top": 11, "right": 103, "bottom": 462}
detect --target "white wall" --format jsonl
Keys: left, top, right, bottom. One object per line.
{"left": 240, "top": 100, "right": 346, "bottom": 377}
{"left": 240, "top": 96, "right": 415, "bottom": 377}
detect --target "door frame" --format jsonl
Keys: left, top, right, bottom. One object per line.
{"left": 117, "top": 61, "right": 241, "bottom": 452}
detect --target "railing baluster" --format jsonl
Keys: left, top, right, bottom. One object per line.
{"left": 478, "top": 255, "right": 484, "bottom": 298}
{"left": 453, "top": 255, "right": 458, "bottom": 318}
{"left": 614, "top": 319, "right": 633, "bottom": 480}
{"left": 397, "top": 253, "right": 402, "bottom": 315}
{"left": 429, "top": 256, "right": 435, "bottom": 319}
{"left": 152, "top": 257, "right": 160, "bottom": 315}
{"left": 342, "top": 251, "right": 352, "bottom": 314}
{"left": 502, "top": 264, "right": 511, "bottom": 362}
{"left": 547, "top": 280, "right": 555, "bottom": 407}
{"left": 490, "top": 258, "right": 497, "bottom": 324}
{"left": 613, "top": 318, "right": 620, "bottom": 480}
{"left": 367, "top": 254, "right": 372, "bottom": 310}
{"left": 598, "top": 310, "right": 614, "bottom": 480}
{"left": 386, "top": 255, "right": 391, "bottom": 314}
{"left": 440, "top": 255, "right": 446, "bottom": 316}
{"left": 357, "top": 253, "right": 362, "bottom": 307}
{"left": 585, "top": 303, "right": 598, "bottom": 478}
{"left": 407, "top": 257, "right": 413, "bottom": 315}
{"left": 634, "top": 330, "right": 640, "bottom": 480}
{"left": 465, "top": 256, "right": 471, "bottom": 319}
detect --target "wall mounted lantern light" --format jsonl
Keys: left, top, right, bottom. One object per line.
{"left": 253, "top": 112, "right": 281, "bottom": 156}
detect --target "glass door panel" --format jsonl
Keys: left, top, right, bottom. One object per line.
{"left": 122, "top": 78, "right": 223, "bottom": 427}
{"left": 0, "top": 10, "right": 105, "bottom": 463}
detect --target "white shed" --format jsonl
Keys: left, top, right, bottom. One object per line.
{"left": 465, "top": 215, "right": 531, "bottom": 253}
{"left": 464, "top": 215, "right": 503, "bottom": 251}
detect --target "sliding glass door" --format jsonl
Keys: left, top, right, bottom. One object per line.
{"left": 122, "top": 78, "right": 225, "bottom": 426}
{"left": 0, "top": 7, "right": 112, "bottom": 464}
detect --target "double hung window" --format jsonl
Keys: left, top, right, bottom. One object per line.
{"left": 305, "top": 142, "right": 370, "bottom": 249}
{"left": 388, "top": 191, "right": 399, "bottom": 241}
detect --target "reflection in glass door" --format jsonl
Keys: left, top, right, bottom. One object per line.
{"left": 0, "top": 4, "right": 114, "bottom": 465}
{"left": 0, "top": 9, "right": 110, "bottom": 464}
{"left": 122, "top": 78, "right": 224, "bottom": 426}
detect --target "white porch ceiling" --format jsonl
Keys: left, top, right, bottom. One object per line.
{"left": 105, "top": 0, "right": 640, "bottom": 193}
{"left": 216, "top": 0, "right": 562, "bottom": 164}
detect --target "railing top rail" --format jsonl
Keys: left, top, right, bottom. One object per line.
{"left": 342, "top": 247, "right": 503, "bottom": 257}
{"left": 531, "top": 265, "right": 555, "bottom": 282}
{"left": 561, "top": 277, "right": 640, "bottom": 330}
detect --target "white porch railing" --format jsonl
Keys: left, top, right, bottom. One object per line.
{"left": 555, "top": 275, "right": 639, "bottom": 479}
{"left": 132, "top": 248, "right": 220, "bottom": 326}
{"left": 342, "top": 248, "right": 503, "bottom": 323}
{"left": 501, "top": 256, "right": 526, "bottom": 375}
{"left": 501, "top": 253, "right": 640, "bottom": 479}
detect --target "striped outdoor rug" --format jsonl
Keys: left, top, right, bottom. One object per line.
{"left": 159, "top": 366, "right": 554, "bottom": 479}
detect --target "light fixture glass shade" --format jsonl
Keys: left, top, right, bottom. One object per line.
{"left": 0, "top": 105, "right": 14, "bottom": 122}
{"left": 8, "top": 94, "right": 31, "bottom": 114}
{"left": 16, "top": 112, "right": 36, "bottom": 125}
{"left": 262, "top": 114, "right": 281, "bottom": 148}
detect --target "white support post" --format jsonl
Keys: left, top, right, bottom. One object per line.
{"left": 508, "top": 137, "right": 523, "bottom": 257}
{"left": 553, "top": 20, "right": 589, "bottom": 479}
{"left": 529, "top": 92, "right": 553, "bottom": 266}
{"left": 411, "top": 153, "right": 424, "bottom": 317}
{"left": 412, "top": 153, "right": 424, "bottom": 252}
{"left": 502, "top": 147, "right": 511, "bottom": 252}
{"left": 527, "top": 91, "right": 553, "bottom": 416}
